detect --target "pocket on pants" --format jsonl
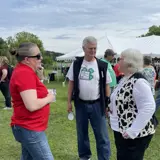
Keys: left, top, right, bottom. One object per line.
{"left": 12, "top": 126, "right": 22, "bottom": 142}
{"left": 20, "top": 127, "right": 42, "bottom": 142}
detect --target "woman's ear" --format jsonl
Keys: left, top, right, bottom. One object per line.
{"left": 128, "top": 63, "right": 132, "bottom": 68}
{"left": 24, "top": 57, "right": 30, "bottom": 64}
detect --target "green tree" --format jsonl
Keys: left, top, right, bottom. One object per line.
{"left": 7, "top": 31, "right": 45, "bottom": 53}
{"left": 6, "top": 31, "right": 54, "bottom": 67}
{"left": 0, "top": 37, "right": 14, "bottom": 64}
{"left": 140, "top": 25, "right": 160, "bottom": 37}
{"left": 0, "top": 37, "right": 8, "bottom": 55}
{"left": 42, "top": 56, "right": 53, "bottom": 69}
{"left": 6, "top": 36, "right": 15, "bottom": 49}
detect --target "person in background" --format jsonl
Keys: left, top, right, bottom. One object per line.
{"left": 101, "top": 49, "right": 117, "bottom": 93}
{"left": 155, "top": 69, "right": 160, "bottom": 111}
{"left": 142, "top": 56, "right": 156, "bottom": 95}
{"left": 9, "top": 42, "right": 54, "bottom": 160}
{"left": 109, "top": 49, "right": 156, "bottom": 160}
{"left": 155, "top": 91, "right": 160, "bottom": 111}
{"left": 0, "top": 56, "right": 12, "bottom": 109}
{"left": 113, "top": 57, "right": 124, "bottom": 83}
{"left": 67, "top": 36, "right": 111, "bottom": 160}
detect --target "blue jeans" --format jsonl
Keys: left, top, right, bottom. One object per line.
{"left": 12, "top": 125, "right": 54, "bottom": 160}
{"left": 75, "top": 100, "right": 111, "bottom": 160}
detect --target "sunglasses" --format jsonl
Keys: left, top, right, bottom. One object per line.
{"left": 27, "top": 54, "right": 42, "bottom": 60}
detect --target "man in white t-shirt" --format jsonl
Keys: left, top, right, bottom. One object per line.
{"left": 67, "top": 36, "right": 111, "bottom": 160}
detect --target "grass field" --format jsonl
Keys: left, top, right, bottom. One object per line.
{"left": 0, "top": 81, "right": 160, "bottom": 160}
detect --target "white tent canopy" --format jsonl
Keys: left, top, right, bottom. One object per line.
{"left": 56, "top": 35, "right": 160, "bottom": 61}
{"left": 109, "top": 35, "right": 160, "bottom": 56}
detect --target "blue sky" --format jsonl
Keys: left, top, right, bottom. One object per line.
{"left": 0, "top": 0, "right": 160, "bottom": 53}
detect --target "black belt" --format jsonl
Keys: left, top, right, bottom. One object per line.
{"left": 79, "top": 98, "right": 100, "bottom": 104}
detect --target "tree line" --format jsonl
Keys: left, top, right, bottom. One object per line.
{"left": 0, "top": 31, "right": 63, "bottom": 68}
{"left": 140, "top": 25, "right": 160, "bottom": 37}
{"left": 0, "top": 26, "right": 159, "bottom": 67}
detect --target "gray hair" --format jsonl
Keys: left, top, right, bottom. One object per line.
{"left": 82, "top": 36, "right": 97, "bottom": 47}
{"left": 10, "top": 42, "right": 38, "bottom": 62}
{"left": 17, "top": 42, "right": 37, "bottom": 56}
{"left": 121, "top": 48, "right": 143, "bottom": 73}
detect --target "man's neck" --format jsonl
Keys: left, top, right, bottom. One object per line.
{"left": 84, "top": 56, "right": 96, "bottom": 62}
{"left": 144, "top": 65, "right": 152, "bottom": 68}
{"left": 105, "top": 58, "right": 110, "bottom": 62}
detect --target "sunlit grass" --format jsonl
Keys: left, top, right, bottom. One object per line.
{"left": 0, "top": 81, "right": 159, "bottom": 160}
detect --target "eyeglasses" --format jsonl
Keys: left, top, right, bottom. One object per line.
{"left": 27, "top": 54, "right": 42, "bottom": 60}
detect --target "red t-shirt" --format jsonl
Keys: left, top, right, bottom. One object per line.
{"left": 113, "top": 63, "right": 123, "bottom": 77}
{"left": 10, "top": 63, "right": 50, "bottom": 131}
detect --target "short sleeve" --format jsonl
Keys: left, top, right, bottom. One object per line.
{"left": 106, "top": 70, "right": 112, "bottom": 84}
{"left": 66, "top": 62, "right": 74, "bottom": 81}
{"left": 16, "top": 70, "right": 37, "bottom": 92}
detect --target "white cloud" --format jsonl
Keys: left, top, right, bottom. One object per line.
{"left": 0, "top": 0, "right": 159, "bottom": 53}
{"left": 0, "top": 23, "right": 149, "bottom": 53}
{"left": 146, "top": 13, "right": 160, "bottom": 24}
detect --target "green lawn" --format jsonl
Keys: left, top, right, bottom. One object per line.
{"left": 0, "top": 81, "right": 160, "bottom": 160}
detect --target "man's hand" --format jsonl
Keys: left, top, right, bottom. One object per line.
{"left": 67, "top": 102, "right": 73, "bottom": 113}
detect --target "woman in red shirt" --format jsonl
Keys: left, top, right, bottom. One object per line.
{"left": 10, "top": 42, "right": 54, "bottom": 160}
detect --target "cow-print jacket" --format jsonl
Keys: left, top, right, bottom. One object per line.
{"left": 115, "top": 72, "right": 155, "bottom": 138}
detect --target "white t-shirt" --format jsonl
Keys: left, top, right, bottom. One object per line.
{"left": 67, "top": 59, "right": 112, "bottom": 100}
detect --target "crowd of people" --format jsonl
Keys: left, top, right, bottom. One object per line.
{"left": 0, "top": 37, "right": 159, "bottom": 160}
{"left": 66, "top": 36, "right": 158, "bottom": 160}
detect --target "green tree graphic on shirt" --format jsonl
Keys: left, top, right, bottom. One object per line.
{"left": 88, "top": 68, "right": 94, "bottom": 80}
{"left": 81, "top": 67, "right": 94, "bottom": 80}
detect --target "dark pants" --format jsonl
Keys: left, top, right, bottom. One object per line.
{"left": 0, "top": 82, "right": 11, "bottom": 107}
{"left": 75, "top": 100, "right": 110, "bottom": 160}
{"left": 114, "top": 131, "right": 153, "bottom": 160}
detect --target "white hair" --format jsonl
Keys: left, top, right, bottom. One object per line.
{"left": 82, "top": 36, "right": 97, "bottom": 47}
{"left": 121, "top": 48, "right": 143, "bottom": 73}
